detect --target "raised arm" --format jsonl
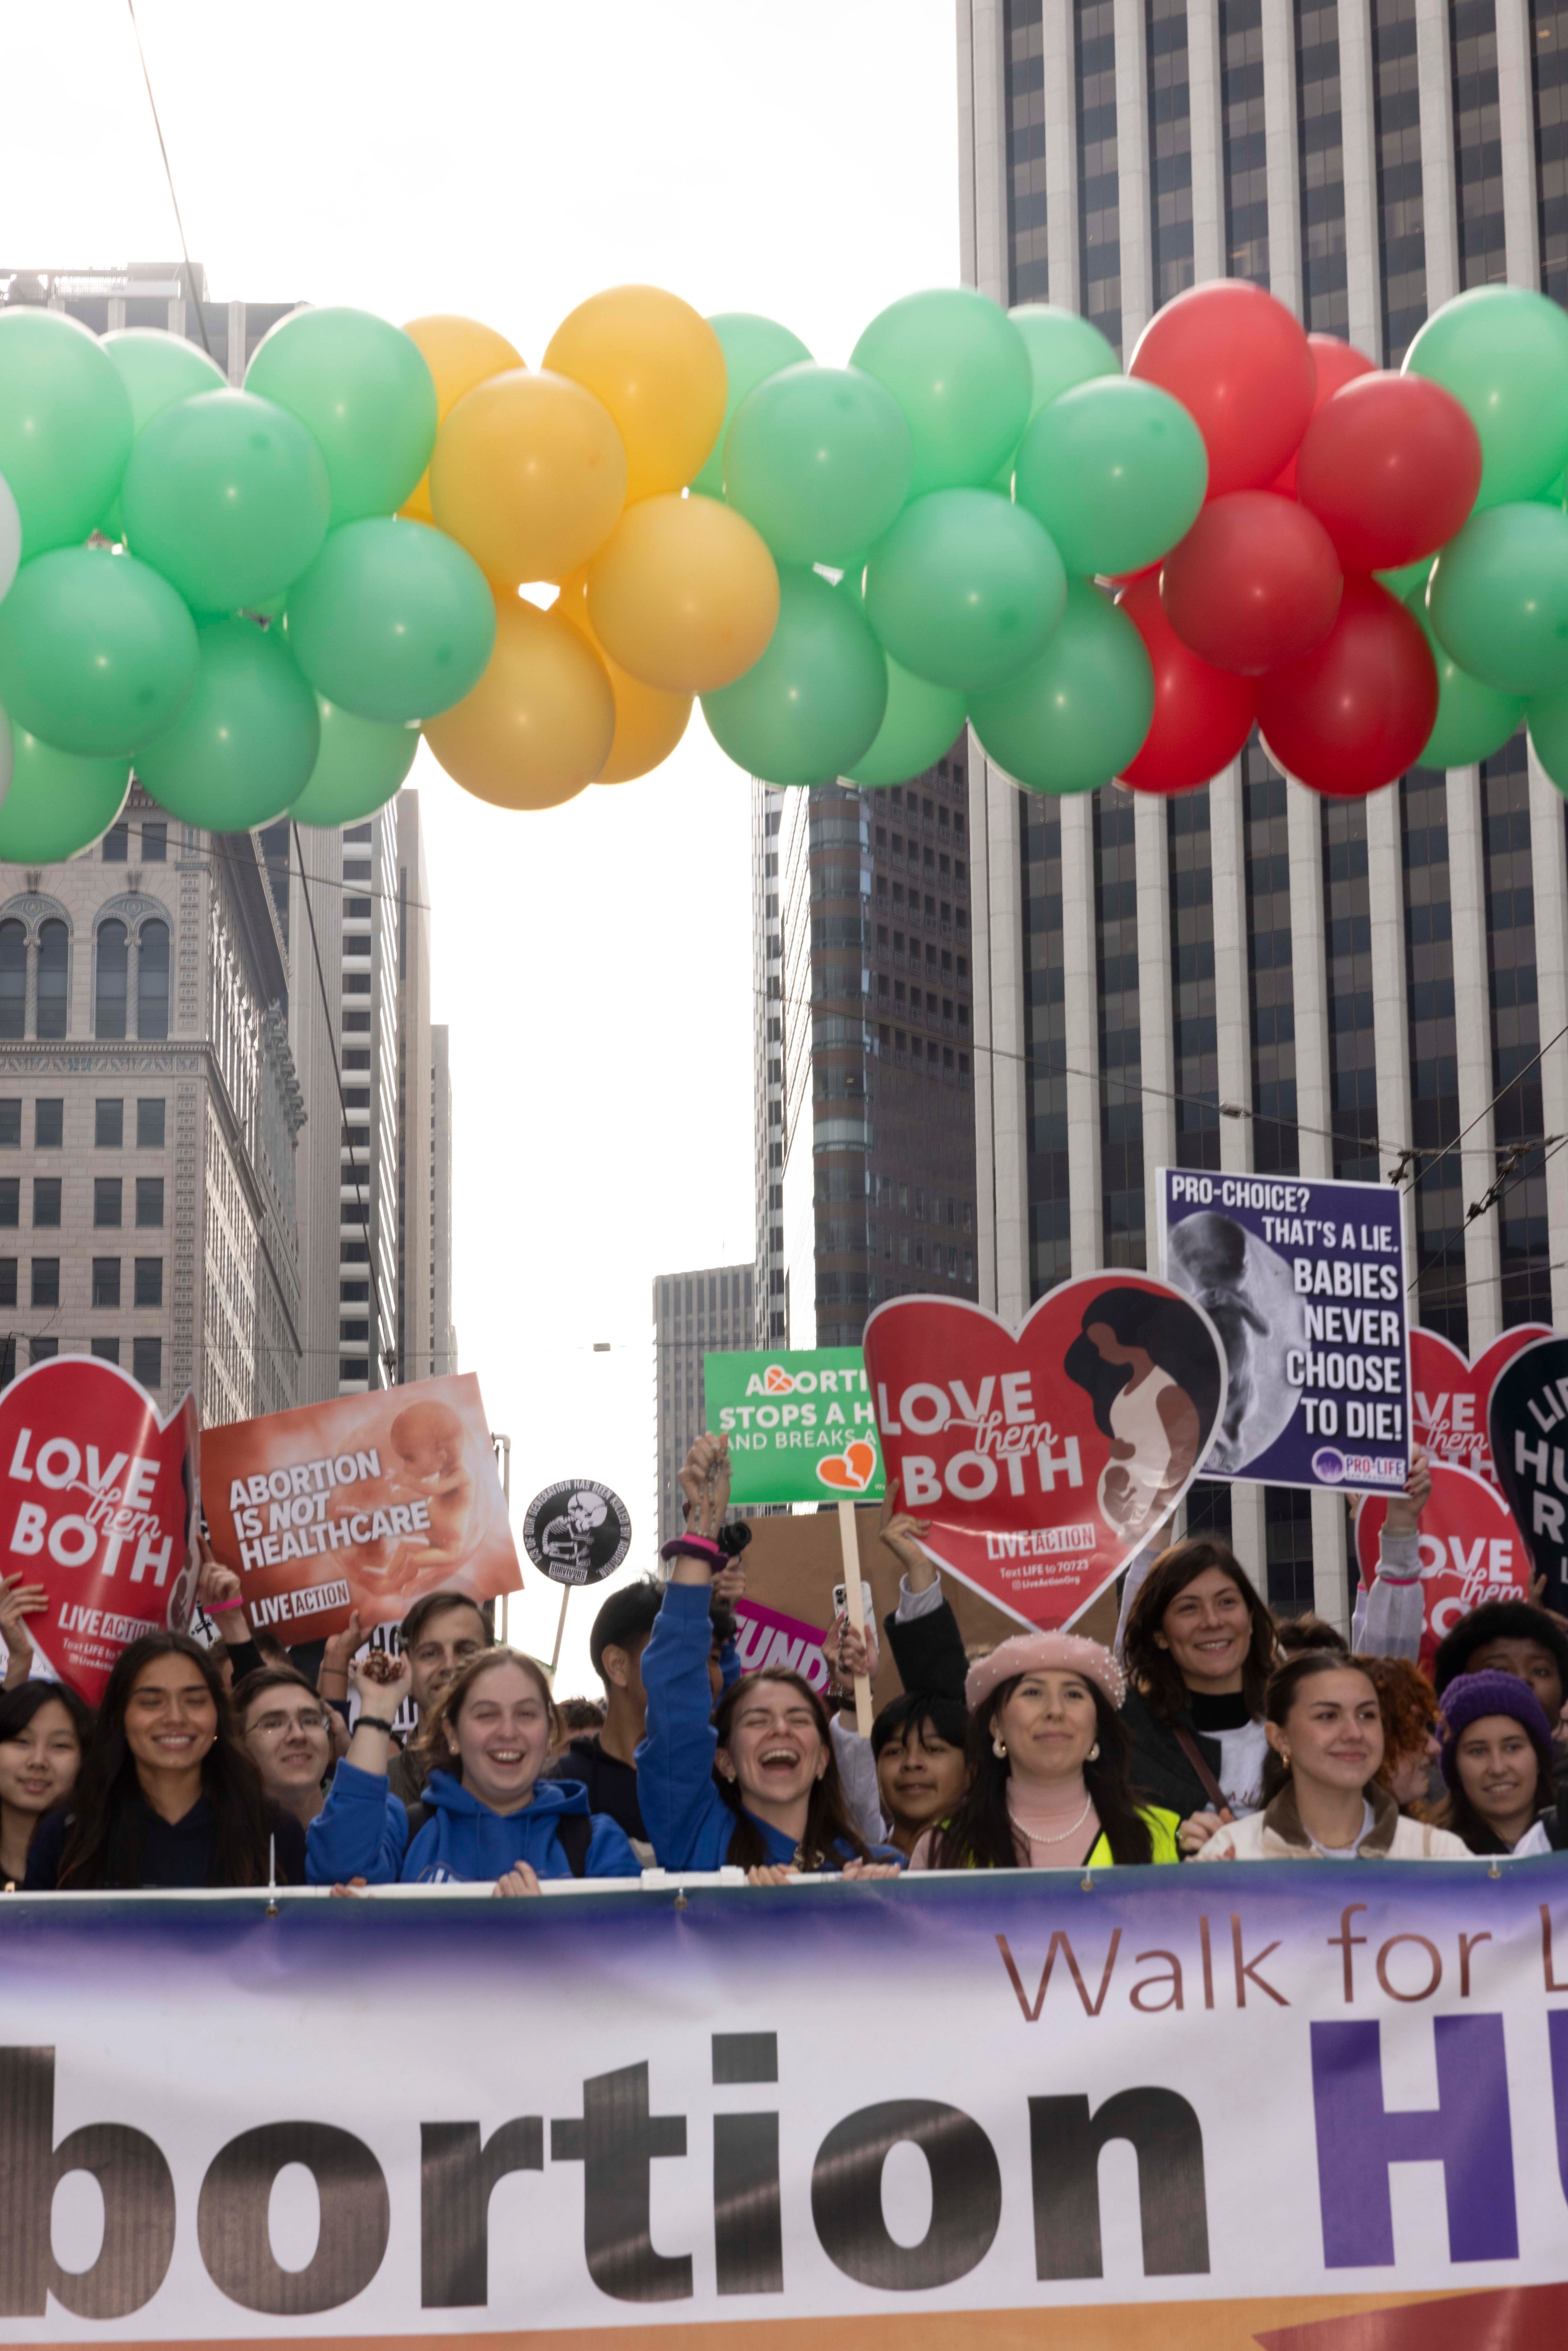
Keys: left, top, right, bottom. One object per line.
{"left": 1352, "top": 1449, "right": 1429, "bottom": 1660}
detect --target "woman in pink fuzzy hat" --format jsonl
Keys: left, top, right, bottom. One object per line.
{"left": 909, "top": 1631, "right": 1180, "bottom": 1871}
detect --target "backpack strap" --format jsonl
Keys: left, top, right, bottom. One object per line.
{"left": 557, "top": 1812, "right": 592, "bottom": 1879}
{"left": 402, "top": 1800, "right": 430, "bottom": 1840}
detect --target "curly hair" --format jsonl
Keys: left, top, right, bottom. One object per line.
{"left": 1357, "top": 1654, "right": 1438, "bottom": 1792}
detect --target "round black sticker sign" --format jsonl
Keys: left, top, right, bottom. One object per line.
{"left": 522, "top": 1480, "right": 632, "bottom": 1587}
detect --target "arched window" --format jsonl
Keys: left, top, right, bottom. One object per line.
{"left": 0, "top": 924, "right": 24, "bottom": 1041}
{"left": 36, "top": 921, "right": 68, "bottom": 1041}
{"left": 95, "top": 920, "right": 127, "bottom": 1040}
{"left": 137, "top": 920, "right": 169, "bottom": 1040}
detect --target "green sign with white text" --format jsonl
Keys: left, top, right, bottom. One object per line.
{"left": 702, "top": 1346, "right": 885, "bottom": 1507}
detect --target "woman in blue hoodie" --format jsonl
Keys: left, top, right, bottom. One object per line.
{"left": 638, "top": 1435, "right": 903, "bottom": 1879}
{"left": 306, "top": 1645, "right": 638, "bottom": 1888}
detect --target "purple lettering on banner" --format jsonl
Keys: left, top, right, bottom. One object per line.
{"left": 1550, "top": 2012, "right": 1568, "bottom": 2206}
{"left": 1310, "top": 2016, "right": 1518, "bottom": 2269}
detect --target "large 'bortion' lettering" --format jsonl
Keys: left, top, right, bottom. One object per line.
{"left": 810, "top": 2099, "right": 1002, "bottom": 2290}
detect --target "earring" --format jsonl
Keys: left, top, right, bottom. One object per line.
{"left": 992, "top": 1733, "right": 1008, "bottom": 1759}
{"left": 1087, "top": 1742, "right": 1100, "bottom": 1763}
{"left": 1279, "top": 1748, "right": 1290, "bottom": 1767}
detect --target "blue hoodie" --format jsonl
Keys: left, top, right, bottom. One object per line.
{"left": 305, "top": 1760, "right": 639, "bottom": 1885}
{"left": 637, "top": 1578, "right": 902, "bottom": 1873}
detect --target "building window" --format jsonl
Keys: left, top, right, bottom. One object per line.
{"left": 1322, "top": 800, "right": 1380, "bottom": 1177}
{"left": 134, "top": 1257, "right": 163, "bottom": 1308}
{"left": 1244, "top": 743, "right": 1299, "bottom": 1176}
{"left": 0, "top": 1102, "right": 17, "bottom": 1148}
{"left": 102, "top": 824, "right": 129, "bottom": 864}
{"left": 1452, "top": 0, "right": 1507, "bottom": 289}
{"left": 1374, "top": 0, "right": 1427, "bottom": 362}
{"left": 31, "top": 1259, "right": 59, "bottom": 1308}
{"left": 0, "top": 923, "right": 24, "bottom": 1041}
{"left": 339, "top": 1356, "right": 370, "bottom": 1381}
{"left": 1295, "top": 0, "right": 1349, "bottom": 332}
{"left": 0, "top": 1260, "right": 13, "bottom": 1307}
{"left": 137, "top": 1098, "right": 166, "bottom": 1148}
{"left": 1221, "top": 0, "right": 1270, "bottom": 282}
{"left": 93, "top": 1258, "right": 121, "bottom": 1309}
{"left": 132, "top": 1335, "right": 161, "bottom": 1389}
{"left": 0, "top": 1180, "right": 16, "bottom": 1228}
{"left": 34, "top": 1099, "right": 62, "bottom": 1148}
{"left": 1076, "top": 0, "right": 1122, "bottom": 353}
{"left": 29, "top": 1337, "right": 57, "bottom": 1364}
{"left": 94, "top": 1178, "right": 122, "bottom": 1228}
{"left": 136, "top": 1177, "right": 165, "bottom": 1228}
{"left": 32, "top": 1179, "right": 60, "bottom": 1229}
{"left": 138, "top": 920, "right": 169, "bottom": 1039}
{"left": 1402, "top": 769, "right": 1465, "bottom": 1345}
{"left": 1147, "top": 0, "right": 1195, "bottom": 304}
{"left": 1482, "top": 738, "right": 1551, "bottom": 1324}
{"left": 91, "top": 1337, "right": 120, "bottom": 1365}
{"left": 1170, "top": 788, "right": 1221, "bottom": 1172}
{"left": 1097, "top": 796, "right": 1143, "bottom": 1263}
{"left": 96, "top": 920, "right": 128, "bottom": 1039}
{"left": 1534, "top": 0, "right": 1568, "bottom": 302}
{"left": 142, "top": 821, "right": 168, "bottom": 862}
{"left": 96, "top": 1099, "right": 124, "bottom": 1148}
{"left": 36, "top": 921, "right": 68, "bottom": 1041}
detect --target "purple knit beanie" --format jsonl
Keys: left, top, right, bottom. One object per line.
{"left": 1439, "top": 1669, "right": 1555, "bottom": 1789}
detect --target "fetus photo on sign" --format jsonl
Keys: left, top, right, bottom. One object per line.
{"left": 1165, "top": 1210, "right": 1305, "bottom": 1473}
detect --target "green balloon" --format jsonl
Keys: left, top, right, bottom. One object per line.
{"left": 245, "top": 307, "right": 437, "bottom": 522}
{"left": 1529, "top": 682, "right": 1568, "bottom": 792}
{"left": 702, "top": 566, "right": 887, "bottom": 786}
{"left": 724, "top": 364, "right": 912, "bottom": 565}
{"left": 1405, "top": 286, "right": 1568, "bottom": 508}
{"left": 865, "top": 489, "right": 1066, "bottom": 692}
{"left": 846, "top": 657, "right": 966, "bottom": 787}
{"left": 970, "top": 579, "right": 1154, "bottom": 793}
{"left": 0, "top": 724, "right": 130, "bottom": 861}
{"left": 692, "top": 313, "right": 813, "bottom": 499}
{"left": 851, "top": 290, "right": 1032, "bottom": 495}
{"left": 1014, "top": 376, "right": 1207, "bottom": 578}
{"left": 1403, "top": 585, "right": 1523, "bottom": 767}
{"left": 289, "top": 697, "right": 419, "bottom": 825}
{"left": 137, "top": 619, "right": 320, "bottom": 829}
{"left": 0, "top": 308, "right": 133, "bottom": 557}
{"left": 1375, "top": 555, "right": 1434, "bottom": 601}
{"left": 0, "top": 548, "right": 198, "bottom": 755}
{"left": 1427, "top": 501, "right": 1568, "bottom": 695}
{"left": 103, "top": 329, "right": 226, "bottom": 434}
{"left": 122, "top": 390, "right": 331, "bottom": 615}
{"left": 286, "top": 519, "right": 496, "bottom": 722}
{"left": 1010, "top": 304, "right": 1122, "bottom": 419}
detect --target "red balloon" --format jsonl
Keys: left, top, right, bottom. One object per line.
{"left": 1116, "top": 576, "right": 1257, "bottom": 794}
{"left": 1129, "top": 281, "right": 1316, "bottom": 497}
{"left": 1161, "top": 492, "right": 1343, "bottom": 675}
{"left": 1256, "top": 575, "right": 1438, "bottom": 797}
{"left": 1273, "top": 333, "right": 1376, "bottom": 495}
{"left": 1295, "top": 371, "right": 1483, "bottom": 571}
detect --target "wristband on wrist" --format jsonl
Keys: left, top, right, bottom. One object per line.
{"left": 356, "top": 1713, "right": 395, "bottom": 1734}
{"left": 661, "top": 1535, "right": 725, "bottom": 1566}
{"left": 206, "top": 1595, "right": 246, "bottom": 1614}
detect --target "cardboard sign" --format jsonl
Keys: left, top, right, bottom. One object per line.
{"left": 521, "top": 1481, "right": 631, "bottom": 1587}
{"left": 0, "top": 1357, "right": 198, "bottom": 1705}
{"left": 1159, "top": 1165, "right": 1410, "bottom": 1492}
{"left": 860, "top": 1273, "right": 1227, "bottom": 1633}
{"left": 203, "top": 1372, "right": 521, "bottom": 1640}
{"left": 1410, "top": 1324, "right": 1552, "bottom": 1488}
{"left": 1354, "top": 1460, "right": 1530, "bottom": 1673}
{"left": 703, "top": 1346, "right": 885, "bottom": 1506}
{"left": 731, "top": 1596, "right": 833, "bottom": 1693}
{"left": 1488, "top": 1331, "right": 1568, "bottom": 1615}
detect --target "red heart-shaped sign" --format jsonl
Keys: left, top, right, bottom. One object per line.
{"left": 0, "top": 1358, "right": 198, "bottom": 1706}
{"left": 1410, "top": 1325, "right": 1551, "bottom": 1488}
{"left": 817, "top": 1440, "right": 877, "bottom": 1494}
{"left": 1355, "top": 1458, "right": 1529, "bottom": 1672}
{"left": 862, "top": 1274, "right": 1227, "bottom": 1630}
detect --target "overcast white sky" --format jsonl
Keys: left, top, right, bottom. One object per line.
{"left": 0, "top": 0, "right": 960, "bottom": 1691}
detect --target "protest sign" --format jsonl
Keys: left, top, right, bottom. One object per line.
{"left": 4, "top": 1867, "right": 1567, "bottom": 2343}
{"left": 1411, "top": 1324, "right": 1552, "bottom": 1488}
{"left": 203, "top": 1372, "right": 520, "bottom": 1640}
{"left": 1159, "top": 1165, "right": 1410, "bottom": 1493}
{"left": 1355, "top": 1460, "right": 1531, "bottom": 1671}
{"left": 521, "top": 1481, "right": 631, "bottom": 1586}
{"left": 704, "top": 1345, "right": 884, "bottom": 1505}
{"left": 0, "top": 1356, "right": 198, "bottom": 1705}
{"left": 861, "top": 1273, "right": 1226, "bottom": 1632}
{"left": 1489, "top": 1331, "right": 1568, "bottom": 1614}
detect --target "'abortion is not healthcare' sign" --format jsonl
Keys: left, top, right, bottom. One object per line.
{"left": 704, "top": 1348, "right": 884, "bottom": 1507}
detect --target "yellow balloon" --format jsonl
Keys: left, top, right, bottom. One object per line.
{"left": 543, "top": 286, "right": 727, "bottom": 502}
{"left": 555, "top": 571, "right": 693, "bottom": 783}
{"left": 587, "top": 494, "right": 779, "bottom": 695}
{"left": 430, "top": 369, "right": 627, "bottom": 590}
{"left": 423, "top": 594, "right": 615, "bottom": 811}
{"left": 400, "top": 314, "right": 525, "bottom": 522}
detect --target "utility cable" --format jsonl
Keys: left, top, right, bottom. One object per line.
{"left": 124, "top": 0, "right": 214, "bottom": 359}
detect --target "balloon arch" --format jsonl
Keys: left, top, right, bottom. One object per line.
{"left": 0, "top": 275, "right": 1564, "bottom": 862}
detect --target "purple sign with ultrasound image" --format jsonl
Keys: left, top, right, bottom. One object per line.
{"left": 1158, "top": 1165, "right": 1410, "bottom": 1493}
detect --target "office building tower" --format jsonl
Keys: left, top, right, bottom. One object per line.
{"left": 396, "top": 792, "right": 435, "bottom": 1383}
{"left": 956, "top": 0, "right": 1568, "bottom": 1618}
{"left": 431, "top": 1024, "right": 458, "bottom": 1375}
{"left": 653, "top": 1264, "right": 755, "bottom": 1544}
{"left": 753, "top": 747, "right": 981, "bottom": 1353}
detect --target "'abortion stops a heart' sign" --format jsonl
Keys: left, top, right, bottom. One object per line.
{"left": 1354, "top": 1459, "right": 1530, "bottom": 1673}
{"left": 861, "top": 1274, "right": 1227, "bottom": 1631}
{"left": 0, "top": 1357, "right": 199, "bottom": 1704}
{"left": 704, "top": 1346, "right": 885, "bottom": 1507}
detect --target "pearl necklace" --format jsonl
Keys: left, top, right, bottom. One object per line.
{"left": 1007, "top": 1785, "right": 1095, "bottom": 1848}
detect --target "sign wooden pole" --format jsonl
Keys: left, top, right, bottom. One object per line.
{"left": 548, "top": 1587, "right": 570, "bottom": 1683}
{"left": 835, "top": 1499, "right": 875, "bottom": 1737}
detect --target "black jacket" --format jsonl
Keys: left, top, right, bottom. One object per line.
{"left": 24, "top": 1794, "right": 307, "bottom": 1890}
{"left": 884, "top": 1598, "right": 969, "bottom": 1703}
{"left": 1121, "top": 1687, "right": 1227, "bottom": 1821}
{"left": 542, "top": 1735, "right": 645, "bottom": 1842}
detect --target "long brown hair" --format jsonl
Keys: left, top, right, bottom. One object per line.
{"left": 1260, "top": 1651, "right": 1382, "bottom": 1804}
{"left": 1122, "top": 1538, "right": 1276, "bottom": 1723}
{"left": 930, "top": 1676, "right": 1152, "bottom": 1869}
{"left": 416, "top": 1646, "right": 561, "bottom": 1783}
{"left": 711, "top": 1668, "right": 871, "bottom": 1870}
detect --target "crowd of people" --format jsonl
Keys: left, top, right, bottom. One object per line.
{"left": 2, "top": 1435, "right": 1565, "bottom": 1893}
